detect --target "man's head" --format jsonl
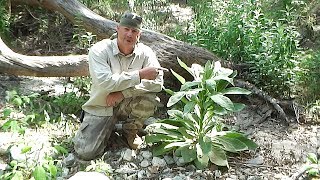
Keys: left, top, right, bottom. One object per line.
{"left": 119, "top": 12, "right": 142, "bottom": 30}
{"left": 117, "top": 12, "right": 142, "bottom": 51}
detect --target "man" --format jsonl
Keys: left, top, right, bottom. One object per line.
{"left": 73, "top": 12, "right": 164, "bottom": 160}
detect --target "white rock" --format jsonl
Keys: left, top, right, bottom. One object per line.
{"left": 246, "top": 155, "right": 264, "bottom": 165}
{"left": 137, "top": 170, "right": 145, "bottom": 179}
{"left": 152, "top": 157, "right": 167, "bottom": 167}
{"left": 140, "top": 159, "right": 150, "bottom": 168}
{"left": 164, "top": 155, "right": 175, "bottom": 165}
{"left": 68, "top": 171, "right": 109, "bottom": 180}
{"left": 140, "top": 150, "right": 153, "bottom": 159}
{"left": 122, "top": 148, "right": 136, "bottom": 162}
{"left": 144, "top": 117, "right": 158, "bottom": 126}
{"left": 115, "top": 167, "right": 137, "bottom": 174}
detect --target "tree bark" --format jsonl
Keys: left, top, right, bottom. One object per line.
{"left": 2, "top": 0, "right": 223, "bottom": 78}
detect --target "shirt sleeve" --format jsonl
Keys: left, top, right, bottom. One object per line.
{"left": 121, "top": 45, "right": 164, "bottom": 98}
{"left": 88, "top": 42, "right": 141, "bottom": 94}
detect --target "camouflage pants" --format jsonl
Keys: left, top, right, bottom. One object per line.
{"left": 73, "top": 94, "right": 158, "bottom": 160}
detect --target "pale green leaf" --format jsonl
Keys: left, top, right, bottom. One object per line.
{"left": 11, "top": 171, "right": 23, "bottom": 180}
{"left": 181, "top": 145, "right": 197, "bottom": 163}
{"left": 233, "top": 103, "right": 246, "bottom": 112}
{"left": 215, "top": 136, "right": 248, "bottom": 152}
{"left": 54, "top": 145, "right": 68, "bottom": 155}
{"left": 3, "top": 108, "right": 12, "bottom": 118}
{"left": 181, "top": 81, "right": 200, "bottom": 91}
{"left": 13, "top": 97, "right": 23, "bottom": 106}
{"left": 307, "top": 153, "right": 318, "bottom": 164}
{"left": 223, "top": 132, "right": 258, "bottom": 150}
{"left": 145, "top": 134, "right": 182, "bottom": 144}
{"left": 21, "top": 146, "right": 32, "bottom": 154}
{"left": 221, "top": 87, "right": 251, "bottom": 95}
{"left": 184, "top": 101, "right": 196, "bottom": 113}
{"left": 152, "top": 143, "right": 175, "bottom": 156}
{"left": 177, "top": 57, "right": 193, "bottom": 76}
{"left": 167, "top": 91, "right": 186, "bottom": 107}
{"left": 171, "top": 69, "right": 186, "bottom": 85}
{"left": 213, "top": 76, "right": 234, "bottom": 86}
{"left": 32, "top": 165, "right": 46, "bottom": 180}
{"left": 210, "top": 94, "right": 234, "bottom": 111}
{"left": 209, "top": 145, "right": 229, "bottom": 167}
{"left": 48, "top": 164, "right": 58, "bottom": 177}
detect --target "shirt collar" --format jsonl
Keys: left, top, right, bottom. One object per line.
{"left": 111, "top": 38, "right": 141, "bottom": 57}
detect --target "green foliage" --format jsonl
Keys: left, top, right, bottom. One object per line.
{"left": 145, "top": 58, "right": 257, "bottom": 169}
{"left": 1, "top": 156, "right": 61, "bottom": 180}
{"left": 85, "top": 159, "right": 113, "bottom": 175}
{"left": 0, "top": 0, "right": 10, "bottom": 36}
{"left": 304, "top": 153, "right": 320, "bottom": 177}
{"left": 169, "top": 0, "right": 301, "bottom": 97}
{"left": 1, "top": 89, "right": 87, "bottom": 133}
{"left": 297, "top": 50, "right": 320, "bottom": 103}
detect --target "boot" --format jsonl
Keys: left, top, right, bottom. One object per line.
{"left": 123, "top": 122, "right": 143, "bottom": 149}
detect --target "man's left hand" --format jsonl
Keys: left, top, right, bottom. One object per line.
{"left": 106, "top": 91, "right": 124, "bottom": 107}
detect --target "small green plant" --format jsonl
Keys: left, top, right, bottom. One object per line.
{"left": 85, "top": 158, "right": 113, "bottom": 176}
{"left": 0, "top": 146, "right": 61, "bottom": 180}
{"left": 304, "top": 153, "right": 320, "bottom": 177}
{"left": 146, "top": 58, "right": 257, "bottom": 169}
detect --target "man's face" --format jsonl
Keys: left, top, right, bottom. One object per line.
{"left": 117, "top": 25, "right": 141, "bottom": 47}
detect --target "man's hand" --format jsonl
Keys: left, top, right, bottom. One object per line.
{"left": 106, "top": 91, "right": 124, "bottom": 107}
{"left": 139, "top": 67, "right": 168, "bottom": 80}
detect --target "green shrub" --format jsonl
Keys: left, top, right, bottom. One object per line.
{"left": 169, "top": 0, "right": 302, "bottom": 97}
{"left": 145, "top": 58, "right": 257, "bottom": 169}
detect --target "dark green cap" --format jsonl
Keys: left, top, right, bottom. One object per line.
{"left": 119, "top": 12, "right": 142, "bottom": 29}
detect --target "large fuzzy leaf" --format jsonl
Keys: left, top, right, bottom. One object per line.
{"left": 221, "top": 87, "right": 251, "bottom": 95}
{"left": 152, "top": 143, "right": 175, "bottom": 156}
{"left": 167, "top": 91, "right": 186, "bottom": 107}
{"left": 181, "top": 145, "right": 197, "bottom": 163}
{"left": 145, "top": 134, "right": 183, "bottom": 143}
{"left": 184, "top": 101, "right": 196, "bottom": 113}
{"left": 195, "top": 142, "right": 210, "bottom": 169}
{"left": 181, "top": 81, "right": 200, "bottom": 91}
{"left": 210, "top": 94, "right": 234, "bottom": 111}
{"left": 171, "top": 69, "right": 186, "bottom": 85}
{"left": 223, "top": 132, "right": 258, "bottom": 150}
{"left": 177, "top": 57, "right": 193, "bottom": 76}
{"left": 177, "top": 127, "right": 195, "bottom": 139}
{"left": 215, "top": 136, "right": 248, "bottom": 152}
{"left": 233, "top": 103, "right": 246, "bottom": 112}
{"left": 32, "top": 165, "right": 46, "bottom": 180}
{"left": 209, "top": 145, "right": 229, "bottom": 167}
{"left": 158, "top": 119, "right": 195, "bottom": 131}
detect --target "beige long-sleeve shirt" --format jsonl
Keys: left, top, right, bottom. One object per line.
{"left": 82, "top": 38, "right": 164, "bottom": 116}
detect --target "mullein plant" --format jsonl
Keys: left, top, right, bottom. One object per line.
{"left": 145, "top": 58, "right": 258, "bottom": 169}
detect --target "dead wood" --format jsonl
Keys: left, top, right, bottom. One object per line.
{"left": 235, "top": 79, "right": 290, "bottom": 125}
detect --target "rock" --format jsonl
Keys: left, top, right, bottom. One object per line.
{"left": 68, "top": 171, "right": 110, "bottom": 180}
{"left": 174, "top": 156, "right": 186, "bottom": 166}
{"left": 173, "top": 175, "right": 186, "bottom": 180}
{"left": 140, "top": 150, "right": 153, "bottom": 159}
{"left": 115, "top": 166, "right": 137, "bottom": 174}
{"left": 137, "top": 170, "right": 145, "bottom": 179}
{"left": 144, "top": 117, "right": 158, "bottom": 126}
{"left": 246, "top": 155, "right": 264, "bottom": 165}
{"left": 152, "top": 157, "right": 167, "bottom": 167}
{"left": 10, "top": 145, "right": 27, "bottom": 162}
{"left": 61, "top": 167, "right": 70, "bottom": 178}
{"left": 127, "top": 173, "right": 137, "bottom": 180}
{"left": 140, "top": 159, "right": 150, "bottom": 168}
{"left": 164, "top": 155, "right": 175, "bottom": 165}
{"left": 122, "top": 148, "right": 136, "bottom": 162}
{"left": 63, "top": 153, "right": 76, "bottom": 167}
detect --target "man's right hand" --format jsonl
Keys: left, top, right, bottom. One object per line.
{"left": 138, "top": 67, "right": 159, "bottom": 80}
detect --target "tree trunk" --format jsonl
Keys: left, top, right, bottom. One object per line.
{"left": 1, "top": 0, "right": 223, "bottom": 78}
